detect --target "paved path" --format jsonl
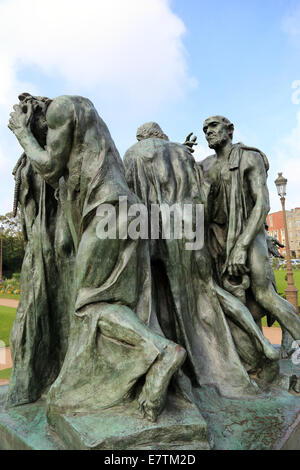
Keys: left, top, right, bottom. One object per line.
{"left": 0, "top": 300, "right": 14, "bottom": 385}
{"left": 0, "top": 329, "right": 283, "bottom": 367}
{"left": 0, "top": 299, "right": 19, "bottom": 308}
{"left": 263, "top": 326, "right": 282, "bottom": 345}
{"left": 0, "top": 347, "right": 12, "bottom": 370}
{"left": 0, "top": 299, "right": 16, "bottom": 383}
{"left": 0, "top": 347, "right": 12, "bottom": 386}
{"left": 0, "top": 296, "right": 283, "bottom": 389}
{"left": 0, "top": 299, "right": 284, "bottom": 344}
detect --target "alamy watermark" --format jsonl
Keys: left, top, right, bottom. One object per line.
{"left": 291, "top": 340, "right": 300, "bottom": 366}
{"left": 96, "top": 197, "right": 204, "bottom": 251}
{"left": 291, "top": 80, "right": 300, "bottom": 105}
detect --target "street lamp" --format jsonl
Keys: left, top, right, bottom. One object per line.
{"left": 275, "top": 172, "right": 298, "bottom": 311}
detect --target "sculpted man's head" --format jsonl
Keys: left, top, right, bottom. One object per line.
{"left": 136, "top": 122, "right": 169, "bottom": 142}
{"left": 203, "top": 116, "right": 234, "bottom": 150}
{"left": 18, "top": 92, "right": 52, "bottom": 147}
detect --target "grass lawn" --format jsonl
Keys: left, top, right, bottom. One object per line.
{"left": 0, "top": 293, "right": 20, "bottom": 300}
{"left": 261, "top": 317, "right": 280, "bottom": 328}
{"left": 273, "top": 270, "right": 300, "bottom": 306}
{"left": 0, "top": 368, "right": 11, "bottom": 380}
{"left": 0, "top": 306, "right": 16, "bottom": 346}
{"left": 261, "top": 270, "right": 300, "bottom": 328}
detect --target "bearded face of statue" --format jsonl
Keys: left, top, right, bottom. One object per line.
{"left": 203, "top": 117, "right": 233, "bottom": 150}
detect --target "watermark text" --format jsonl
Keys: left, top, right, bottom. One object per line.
{"left": 96, "top": 198, "right": 204, "bottom": 251}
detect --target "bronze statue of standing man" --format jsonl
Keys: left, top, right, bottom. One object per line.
{"left": 199, "top": 116, "right": 300, "bottom": 355}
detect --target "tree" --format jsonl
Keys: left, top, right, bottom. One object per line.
{"left": 0, "top": 211, "right": 25, "bottom": 278}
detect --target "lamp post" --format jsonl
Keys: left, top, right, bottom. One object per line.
{"left": 275, "top": 172, "right": 298, "bottom": 311}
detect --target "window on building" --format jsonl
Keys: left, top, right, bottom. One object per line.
{"left": 296, "top": 220, "right": 300, "bottom": 227}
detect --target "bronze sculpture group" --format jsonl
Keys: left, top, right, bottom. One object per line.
{"left": 4, "top": 93, "right": 300, "bottom": 449}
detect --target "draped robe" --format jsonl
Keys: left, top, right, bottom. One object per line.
{"left": 46, "top": 97, "right": 158, "bottom": 414}
{"left": 123, "top": 138, "right": 258, "bottom": 398}
{"left": 6, "top": 156, "right": 73, "bottom": 408}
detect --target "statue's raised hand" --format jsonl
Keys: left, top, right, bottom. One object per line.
{"left": 8, "top": 102, "right": 33, "bottom": 139}
{"left": 182, "top": 132, "right": 198, "bottom": 153}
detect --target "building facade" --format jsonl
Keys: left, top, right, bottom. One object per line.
{"left": 267, "top": 208, "right": 300, "bottom": 258}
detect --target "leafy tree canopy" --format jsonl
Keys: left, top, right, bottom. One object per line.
{"left": 0, "top": 211, "right": 24, "bottom": 278}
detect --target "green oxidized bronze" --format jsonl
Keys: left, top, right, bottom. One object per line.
{"left": 1, "top": 98, "right": 300, "bottom": 450}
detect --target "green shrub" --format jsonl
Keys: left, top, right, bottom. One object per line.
{"left": 0, "top": 277, "right": 20, "bottom": 295}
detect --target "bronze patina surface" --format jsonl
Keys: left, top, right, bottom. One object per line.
{"left": 0, "top": 99, "right": 299, "bottom": 449}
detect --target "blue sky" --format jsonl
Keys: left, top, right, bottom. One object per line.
{"left": 0, "top": 0, "right": 299, "bottom": 214}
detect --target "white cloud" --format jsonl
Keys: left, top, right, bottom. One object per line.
{"left": 0, "top": 0, "right": 196, "bottom": 214}
{"left": 0, "top": 0, "right": 194, "bottom": 111}
{"left": 282, "top": 5, "right": 300, "bottom": 40}
{"left": 0, "top": 147, "right": 9, "bottom": 172}
{"left": 0, "top": 144, "right": 16, "bottom": 214}
{"left": 271, "top": 111, "right": 300, "bottom": 212}
{"left": 261, "top": 3, "right": 300, "bottom": 213}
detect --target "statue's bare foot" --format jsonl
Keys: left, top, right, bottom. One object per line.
{"left": 257, "top": 358, "right": 280, "bottom": 383}
{"left": 254, "top": 336, "right": 280, "bottom": 362}
{"left": 263, "top": 340, "right": 280, "bottom": 361}
{"left": 138, "top": 343, "right": 186, "bottom": 422}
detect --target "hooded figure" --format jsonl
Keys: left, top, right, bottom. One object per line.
{"left": 8, "top": 95, "right": 186, "bottom": 423}
{"left": 6, "top": 94, "right": 73, "bottom": 408}
{"left": 123, "top": 136, "right": 277, "bottom": 399}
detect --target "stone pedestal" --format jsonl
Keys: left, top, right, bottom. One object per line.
{"left": 0, "top": 386, "right": 210, "bottom": 450}
{"left": 195, "top": 359, "right": 300, "bottom": 450}
{"left": 1, "top": 359, "right": 300, "bottom": 450}
{"left": 0, "top": 386, "right": 64, "bottom": 450}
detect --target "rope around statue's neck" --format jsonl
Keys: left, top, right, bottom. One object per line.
{"left": 12, "top": 153, "right": 26, "bottom": 217}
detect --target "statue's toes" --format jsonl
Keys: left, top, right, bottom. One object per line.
{"left": 144, "top": 404, "right": 158, "bottom": 423}
{"left": 137, "top": 400, "right": 146, "bottom": 418}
